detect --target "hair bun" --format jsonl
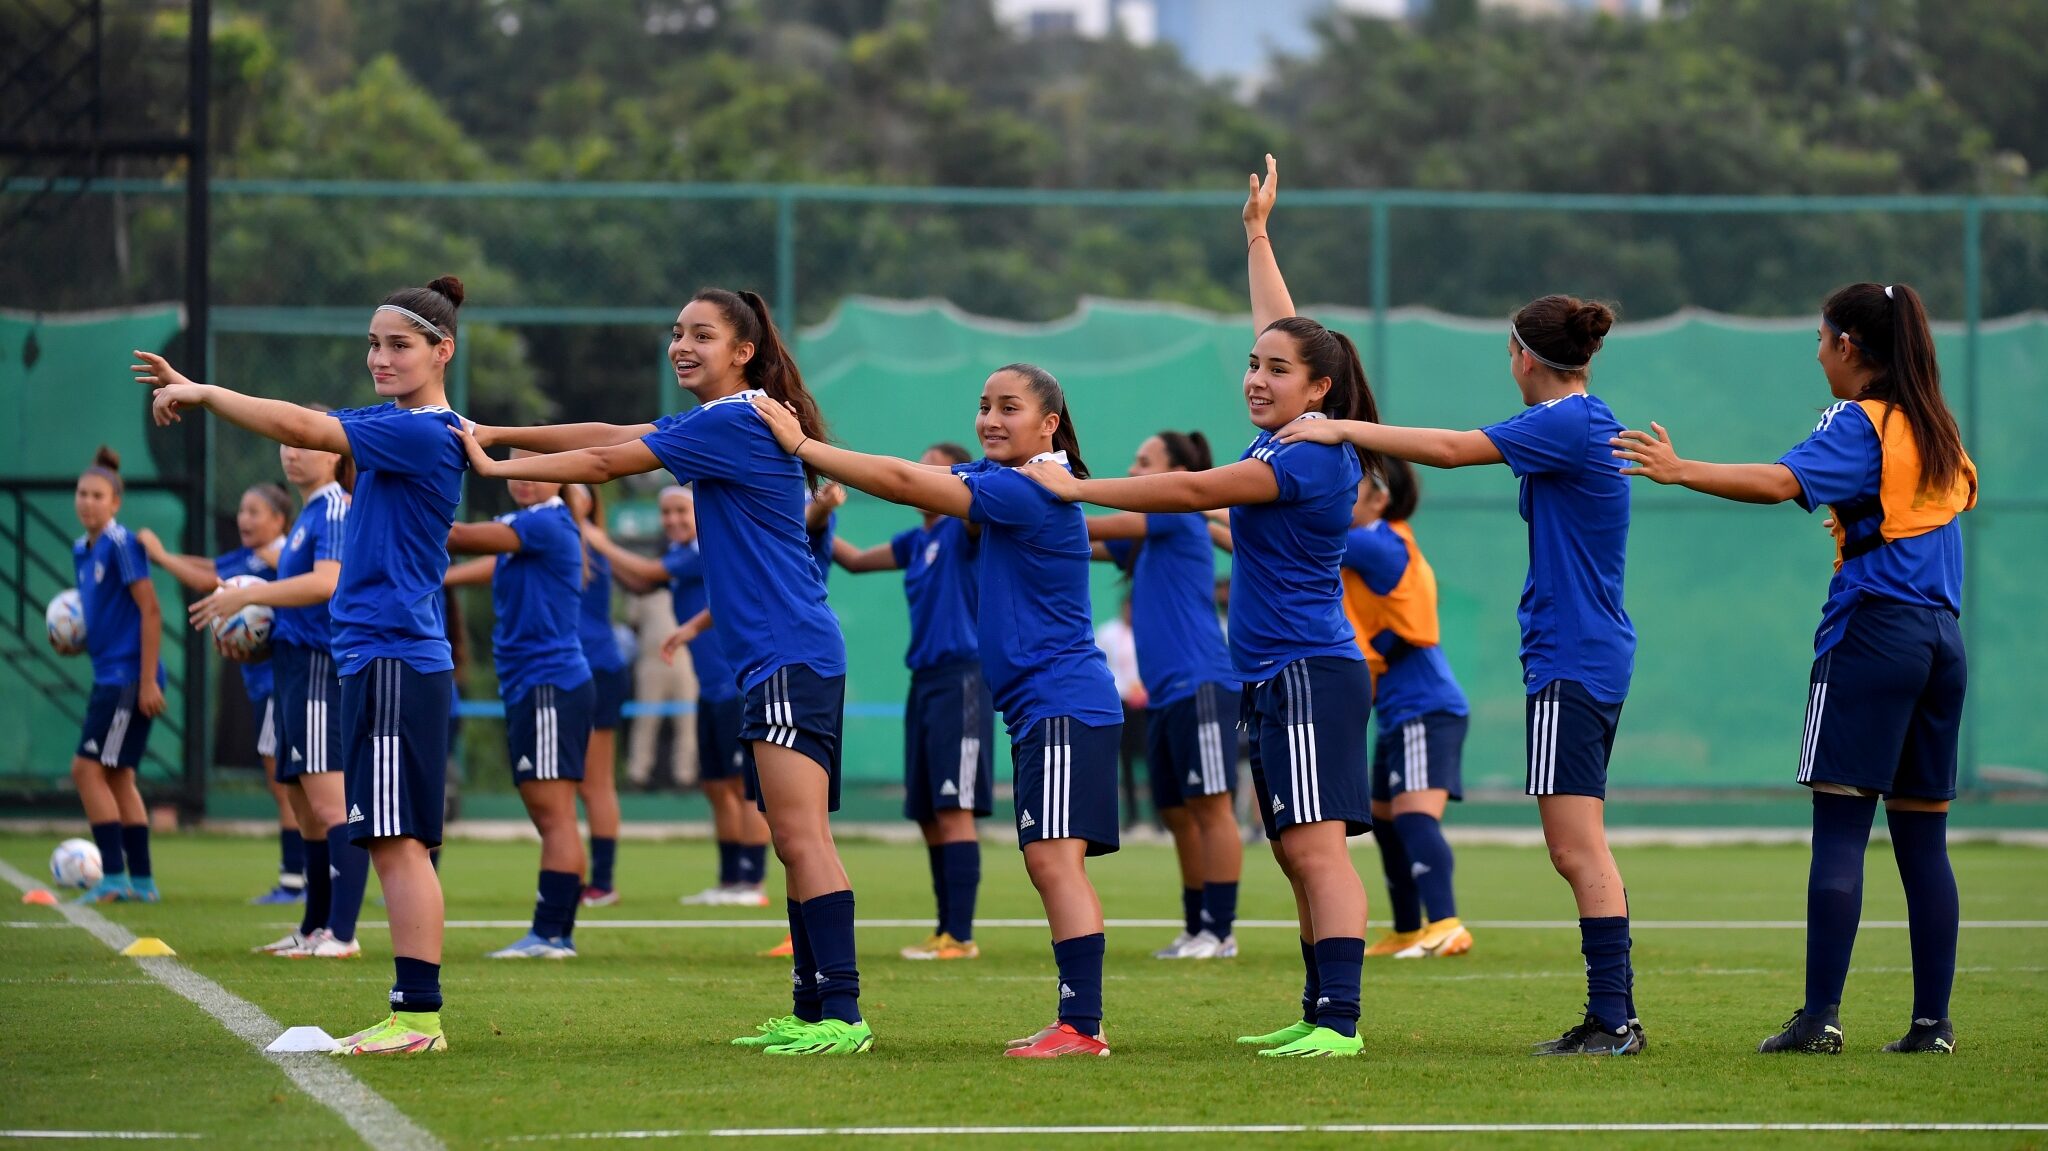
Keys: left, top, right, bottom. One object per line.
{"left": 92, "top": 444, "right": 121, "bottom": 472}
{"left": 1566, "top": 299, "right": 1616, "bottom": 353}
{"left": 426, "top": 275, "right": 466, "bottom": 308}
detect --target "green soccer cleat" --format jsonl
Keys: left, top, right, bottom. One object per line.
{"left": 1257, "top": 1025, "right": 1364, "bottom": 1058}
{"left": 730, "top": 1014, "right": 810, "bottom": 1048}
{"left": 332, "top": 1011, "right": 446, "bottom": 1055}
{"left": 1237, "top": 1019, "right": 1317, "bottom": 1046}
{"left": 763, "top": 1018, "right": 874, "bottom": 1055}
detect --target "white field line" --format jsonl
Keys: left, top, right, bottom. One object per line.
{"left": 365, "top": 917, "right": 2048, "bottom": 931}
{"left": 502, "top": 1122, "right": 2048, "bottom": 1142}
{"left": 0, "top": 1133, "right": 201, "bottom": 1142}
{"left": 0, "top": 860, "right": 443, "bottom": 1151}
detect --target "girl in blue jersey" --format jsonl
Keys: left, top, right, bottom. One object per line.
{"left": 1341, "top": 460, "right": 1474, "bottom": 961}
{"left": 1613, "top": 282, "right": 1972, "bottom": 1057}
{"left": 831, "top": 441, "right": 997, "bottom": 962}
{"left": 456, "top": 289, "right": 868, "bottom": 1056}
{"left": 564, "top": 484, "right": 629, "bottom": 907}
{"left": 751, "top": 364, "right": 1123, "bottom": 1059}
{"left": 136, "top": 275, "right": 474, "bottom": 1055}
{"left": 61, "top": 446, "right": 167, "bottom": 904}
{"left": 1022, "top": 159, "right": 1381, "bottom": 1059}
{"left": 447, "top": 464, "right": 595, "bottom": 959}
{"left": 140, "top": 483, "right": 298, "bottom": 903}
{"left": 1087, "top": 430, "right": 1244, "bottom": 962}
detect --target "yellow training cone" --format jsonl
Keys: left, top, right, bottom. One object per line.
{"left": 121, "top": 937, "right": 176, "bottom": 957}
{"left": 20, "top": 889, "right": 57, "bottom": 905}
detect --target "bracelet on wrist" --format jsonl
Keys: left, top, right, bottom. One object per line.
{"left": 1248, "top": 234, "right": 1271, "bottom": 251}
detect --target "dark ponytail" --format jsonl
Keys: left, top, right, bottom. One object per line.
{"left": 379, "top": 275, "right": 465, "bottom": 343}
{"left": 1156, "top": 429, "right": 1214, "bottom": 472}
{"left": 995, "top": 363, "right": 1090, "bottom": 479}
{"left": 1379, "top": 456, "right": 1420, "bottom": 523}
{"left": 1511, "top": 294, "right": 1615, "bottom": 375}
{"left": 1261, "top": 316, "right": 1381, "bottom": 476}
{"left": 1821, "top": 282, "right": 1965, "bottom": 496}
{"left": 694, "top": 287, "right": 831, "bottom": 488}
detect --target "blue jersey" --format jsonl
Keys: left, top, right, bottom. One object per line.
{"left": 1227, "top": 419, "right": 1365, "bottom": 679}
{"left": 332, "top": 403, "right": 467, "bottom": 677}
{"left": 272, "top": 482, "right": 347, "bottom": 652}
{"left": 72, "top": 521, "right": 159, "bottom": 687}
{"left": 577, "top": 549, "right": 627, "bottom": 673}
{"left": 952, "top": 454, "right": 1120, "bottom": 737}
{"left": 1103, "top": 513, "right": 1236, "bottom": 707}
{"left": 489, "top": 498, "right": 591, "bottom": 704}
{"left": 889, "top": 516, "right": 980, "bottom": 670}
{"left": 1778, "top": 401, "right": 1966, "bottom": 657}
{"left": 809, "top": 504, "right": 837, "bottom": 588}
{"left": 215, "top": 545, "right": 279, "bottom": 701}
{"left": 1341, "top": 522, "right": 1469, "bottom": 728}
{"left": 640, "top": 391, "right": 846, "bottom": 689}
{"left": 1481, "top": 392, "right": 1634, "bottom": 703}
{"left": 664, "top": 540, "right": 740, "bottom": 703}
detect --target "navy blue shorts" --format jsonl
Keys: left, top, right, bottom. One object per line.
{"left": 507, "top": 679, "right": 595, "bottom": 785}
{"left": 340, "top": 658, "right": 452, "bottom": 848}
{"left": 1525, "top": 680, "right": 1624, "bottom": 800}
{"left": 588, "top": 663, "right": 629, "bottom": 731}
{"left": 273, "top": 641, "right": 343, "bottom": 782}
{"left": 1012, "top": 715, "right": 1121, "bottom": 856}
{"left": 254, "top": 693, "right": 278, "bottom": 760}
{"left": 696, "top": 693, "right": 748, "bottom": 783}
{"left": 1147, "top": 680, "right": 1240, "bottom": 811}
{"left": 1373, "top": 711, "right": 1469, "bottom": 803}
{"left": 739, "top": 664, "right": 847, "bottom": 814}
{"left": 904, "top": 660, "right": 995, "bottom": 821}
{"left": 1246, "top": 656, "right": 1372, "bottom": 837}
{"left": 1798, "top": 599, "right": 1965, "bottom": 801}
{"left": 78, "top": 682, "right": 151, "bottom": 769}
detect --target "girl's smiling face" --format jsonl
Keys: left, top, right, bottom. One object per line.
{"left": 1244, "top": 327, "right": 1329, "bottom": 430}
{"left": 366, "top": 311, "right": 451, "bottom": 401}
{"left": 975, "top": 370, "right": 1059, "bottom": 466}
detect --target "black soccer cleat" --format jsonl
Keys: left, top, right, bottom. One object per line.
{"left": 1531, "top": 1011, "right": 1641, "bottom": 1057}
{"left": 1883, "top": 1018, "right": 1955, "bottom": 1054}
{"left": 1758, "top": 1008, "right": 1843, "bottom": 1054}
{"left": 1629, "top": 1017, "right": 1648, "bottom": 1054}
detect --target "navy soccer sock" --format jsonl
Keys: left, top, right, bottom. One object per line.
{"left": 738, "top": 844, "right": 768, "bottom": 887}
{"left": 926, "top": 844, "right": 947, "bottom": 935}
{"left": 716, "top": 841, "right": 739, "bottom": 887}
{"left": 1202, "top": 881, "right": 1239, "bottom": 940}
{"left": 532, "top": 869, "right": 582, "bottom": 941}
{"left": 89, "top": 821, "right": 125, "bottom": 879}
{"left": 390, "top": 955, "right": 442, "bottom": 1014}
{"left": 1313, "top": 937, "right": 1366, "bottom": 1037}
{"left": 279, "top": 829, "right": 306, "bottom": 889}
{"left": 298, "top": 838, "right": 332, "bottom": 937}
{"left": 1180, "top": 887, "right": 1204, "bottom": 937}
{"left": 1887, "top": 807, "right": 1959, "bottom": 1021}
{"left": 588, "top": 836, "right": 617, "bottom": 891}
{"left": 1052, "top": 932, "right": 1106, "bottom": 1036}
{"left": 120, "top": 824, "right": 152, "bottom": 880}
{"left": 799, "top": 890, "right": 862, "bottom": 1024}
{"left": 1580, "top": 916, "right": 1632, "bottom": 1033}
{"left": 940, "top": 841, "right": 980, "bottom": 942}
{"left": 1805, "top": 791, "right": 1878, "bottom": 1017}
{"left": 326, "top": 824, "right": 371, "bottom": 942}
{"left": 1299, "top": 937, "right": 1320, "bottom": 1021}
{"left": 1394, "top": 812, "right": 1457, "bottom": 921}
{"left": 1373, "top": 823, "right": 1423, "bottom": 933}
{"left": 787, "top": 898, "right": 823, "bottom": 1023}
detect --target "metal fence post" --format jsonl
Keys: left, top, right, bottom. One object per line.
{"left": 181, "top": 0, "right": 212, "bottom": 827}
{"left": 1371, "top": 199, "right": 1391, "bottom": 400}
{"left": 1960, "top": 199, "right": 1982, "bottom": 790}
{"left": 776, "top": 188, "right": 797, "bottom": 326}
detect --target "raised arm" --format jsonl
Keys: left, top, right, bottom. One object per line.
{"left": 1025, "top": 458, "right": 1280, "bottom": 513}
{"left": 454, "top": 424, "right": 662, "bottom": 485}
{"left": 581, "top": 522, "right": 672, "bottom": 587}
{"left": 447, "top": 520, "right": 523, "bottom": 556}
{"left": 1611, "top": 423, "right": 1802, "bottom": 505}
{"left": 134, "top": 352, "right": 350, "bottom": 454}
{"left": 1243, "top": 154, "right": 1296, "bottom": 332}
{"left": 475, "top": 421, "right": 657, "bottom": 454}
{"left": 1276, "top": 419, "right": 1503, "bottom": 470}
{"left": 832, "top": 535, "right": 901, "bottom": 574}
{"left": 133, "top": 528, "right": 225, "bottom": 594}
{"left": 751, "top": 396, "right": 974, "bottom": 520}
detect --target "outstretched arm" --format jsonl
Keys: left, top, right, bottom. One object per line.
{"left": 133, "top": 528, "right": 224, "bottom": 594}
{"left": 1025, "top": 458, "right": 1280, "bottom": 513}
{"left": 832, "top": 536, "right": 900, "bottom": 574}
{"left": 751, "top": 396, "right": 974, "bottom": 520}
{"left": 134, "top": 352, "right": 350, "bottom": 453}
{"left": 454, "top": 424, "right": 662, "bottom": 485}
{"left": 474, "top": 421, "right": 657, "bottom": 454}
{"left": 1611, "top": 423, "right": 1802, "bottom": 504}
{"left": 1243, "top": 154, "right": 1295, "bottom": 332}
{"left": 444, "top": 556, "right": 499, "bottom": 587}
{"left": 581, "top": 522, "right": 672, "bottom": 587}
{"left": 447, "top": 521, "right": 523, "bottom": 556}
{"left": 1276, "top": 419, "right": 1502, "bottom": 470}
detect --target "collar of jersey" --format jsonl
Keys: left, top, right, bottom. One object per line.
{"left": 1025, "top": 450, "right": 1070, "bottom": 469}
{"left": 507, "top": 496, "right": 567, "bottom": 518}
{"left": 703, "top": 388, "right": 767, "bottom": 409}
{"left": 307, "top": 481, "right": 345, "bottom": 505}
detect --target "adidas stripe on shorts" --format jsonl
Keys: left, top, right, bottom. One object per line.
{"left": 77, "top": 682, "right": 152, "bottom": 769}
{"left": 1372, "top": 710, "right": 1468, "bottom": 803}
{"left": 1145, "top": 679, "right": 1240, "bottom": 812}
{"left": 507, "top": 678, "right": 595, "bottom": 785}
{"left": 904, "top": 659, "right": 995, "bottom": 821}
{"left": 1523, "top": 679, "right": 1623, "bottom": 800}
{"left": 738, "top": 663, "right": 847, "bottom": 812}
{"left": 1246, "top": 656, "right": 1372, "bottom": 837}
{"left": 340, "top": 657, "right": 452, "bottom": 848}
{"left": 1012, "top": 714, "right": 1122, "bottom": 856}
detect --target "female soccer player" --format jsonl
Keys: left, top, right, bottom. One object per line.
{"left": 136, "top": 275, "right": 473, "bottom": 1055}
{"left": 1022, "top": 159, "right": 1379, "bottom": 1059}
{"left": 446, "top": 466, "right": 595, "bottom": 959}
{"left": 455, "top": 288, "right": 868, "bottom": 1056}
{"left": 1611, "top": 282, "right": 1971, "bottom": 1056}
{"left": 1272, "top": 183, "right": 1641, "bottom": 1052}
{"left": 583, "top": 485, "right": 771, "bottom": 908}
{"left": 62, "top": 446, "right": 166, "bottom": 903}
{"left": 830, "top": 442, "right": 996, "bottom": 962}
{"left": 1341, "top": 460, "right": 1474, "bottom": 961}
{"left": 139, "top": 483, "right": 299, "bottom": 904}
{"left": 565, "top": 484, "right": 630, "bottom": 907}
{"left": 751, "top": 364, "right": 1122, "bottom": 1058}
{"left": 1086, "top": 431, "right": 1243, "bottom": 962}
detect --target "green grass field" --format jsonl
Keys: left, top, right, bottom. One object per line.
{"left": 1, "top": 832, "right": 2044, "bottom": 1150}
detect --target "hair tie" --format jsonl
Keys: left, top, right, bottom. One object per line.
{"left": 376, "top": 303, "right": 446, "bottom": 341}
{"left": 1884, "top": 284, "right": 1896, "bottom": 300}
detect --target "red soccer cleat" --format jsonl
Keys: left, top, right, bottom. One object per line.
{"left": 1003, "top": 1022, "right": 1110, "bottom": 1058}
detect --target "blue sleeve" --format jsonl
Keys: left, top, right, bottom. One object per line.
{"left": 1103, "top": 539, "right": 1136, "bottom": 570}
{"left": 642, "top": 408, "right": 744, "bottom": 484}
{"left": 336, "top": 405, "right": 453, "bottom": 477}
{"left": 1342, "top": 524, "right": 1409, "bottom": 596}
{"left": 1263, "top": 441, "right": 1350, "bottom": 504}
{"left": 213, "top": 551, "right": 238, "bottom": 580}
{"left": 505, "top": 510, "right": 557, "bottom": 555}
{"left": 1777, "top": 402, "right": 1881, "bottom": 513}
{"left": 1481, "top": 398, "right": 1588, "bottom": 477}
{"left": 117, "top": 534, "right": 151, "bottom": 586}
{"left": 960, "top": 467, "right": 1050, "bottom": 530}
{"left": 314, "top": 502, "right": 346, "bottom": 562}
{"left": 661, "top": 547, "right": 691, "bottom": 582}
{"left": 890, "top": 529, "right": 918, "bottom": 570}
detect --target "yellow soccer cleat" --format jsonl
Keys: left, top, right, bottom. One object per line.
{"left": 900, "top": 932, "right": 979, "bottom": 961}
{"left": 1394, "top": 917, "right": 1472, "bottom": 959}
{"left": 1366, "top": 927, "right": 1429, "bottom": 958}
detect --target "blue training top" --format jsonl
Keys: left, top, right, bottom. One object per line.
{"left": 1227, "top": 417, "right": 1366, "bottom": 680}
{"left": 215, "top": 545, "right": 278, "bottom": 701}
{"left": 271, "top": 482, "right": 347, "bottom": 653}
{"left": 1103, "top": 512, "right": 1236, "bottom": 707}
{"left": 73, "top": 521, "right": 161, "bottom": 687}
{"left": 664, "top": 539, "right": 740, "bottom": 703}
{"left": 809, "top": 503, "right": 837, "bottom": 588}
{"left": 952, "top": 453, "right": 1121, "bottom": 737}
{"left": 332, "top": 403, "right": 468, "bottom": 677}
{"left": 1778, "top": 400, "right": 1966, "bottom": 657}
{"left": 1341, "top": 522, "right": 1470, "bottom": 729}
{"left": 489, "top": 497, "right": 592, "bottom": 704}
{"left": 577, "top": 549, "right": 627, "bottom": 673}
{"left": 1480, "top": 392, "right": 1635, "bottom": 704}
{"left": 640, "top": 391, "right": 846, "bottom": 689}
{"left": 889, "top": 516, "right": 981, "bottom": 671}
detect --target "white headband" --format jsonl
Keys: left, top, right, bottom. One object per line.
{"left": 376, "top": 303, "right": 446, "bottom": 340}
{"left": 1511, "top": 324, "right": 1589, "bottom": 373}
{"left": 1884, "top": 284, "right": 1895, "bottom": 299}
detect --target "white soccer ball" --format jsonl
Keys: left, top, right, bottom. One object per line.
{"left": 46, "top": 588, "right": 86, "bottom": 655}
{"left": 211, "top": 574, "right": 275, "bottom": 660}
{"left": 50, "top": 838, "right": 102, "bottom": 889}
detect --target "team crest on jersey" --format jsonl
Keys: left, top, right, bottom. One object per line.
{"left": 94, "top": 562, "right": 106, "bottom": 583}
{"left": 291, "top": 529, "right": 306, "bottom": 549}
{"left": 924, "top": 540, "right": 941, "bottom": 567}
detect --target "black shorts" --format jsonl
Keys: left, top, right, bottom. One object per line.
{"left": 273, "top": 641, "right": 342, "bottom": 781}
{"left": 78, "top": 682, "right": 151, "bottom": 769}
{"left": 696, "top": 693, "right": 748, "bottom": 782}
{"left": 739, "top": 664, "right": 847, "bottom": 814}
{"left": 1012, "top": 715, "right": 1121, "bottom": 856}
{"left": 1525, "top": 680, "right": 1624, "bottom": 800}
{"left": 507, "top": 679, "right": 595, "bottom": 785}
{"left": 340, "top": 658, "right": 452, "bottom": 848}
{"left": 588, "top": 662, "right": 629, "bottom": 731}
{"left": 1798, "top": 599, "right": 1965, "bottom": 801}
{"left": 1246, "top": 656, "right": 1372, "bottom": 837}
{"left": 1372, "top": 710, "right": 1468, "bottom": 803}
{"left": 904, "top": 660, "right": 995, "bottom": 821}
{"left": 1146, "top": 680, "right": 1240, "bottom": 811}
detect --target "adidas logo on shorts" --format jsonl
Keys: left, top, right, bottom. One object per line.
{"left": 1186, "top": 772, "right": 1200, "bottom": 786}
{"left": 348, "top": 804, "right": 364, "bottom": 824}
{"left": 1018, "top": 809, "right": 1036, "bottom": 830}
{"left": 82, "top": 740, "right": 100, "bottom": 754}
{"left": 516, "top": 756, "right": 533, "bottom": 774}
{"left": 1271, "top": 795, "right": 1285, "bottom": 814}
{"left": 290, "top": 748, "right": 303, "bottom": 762}
{"left": 940, "top": 779, "right": 958, "bottom": 796}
